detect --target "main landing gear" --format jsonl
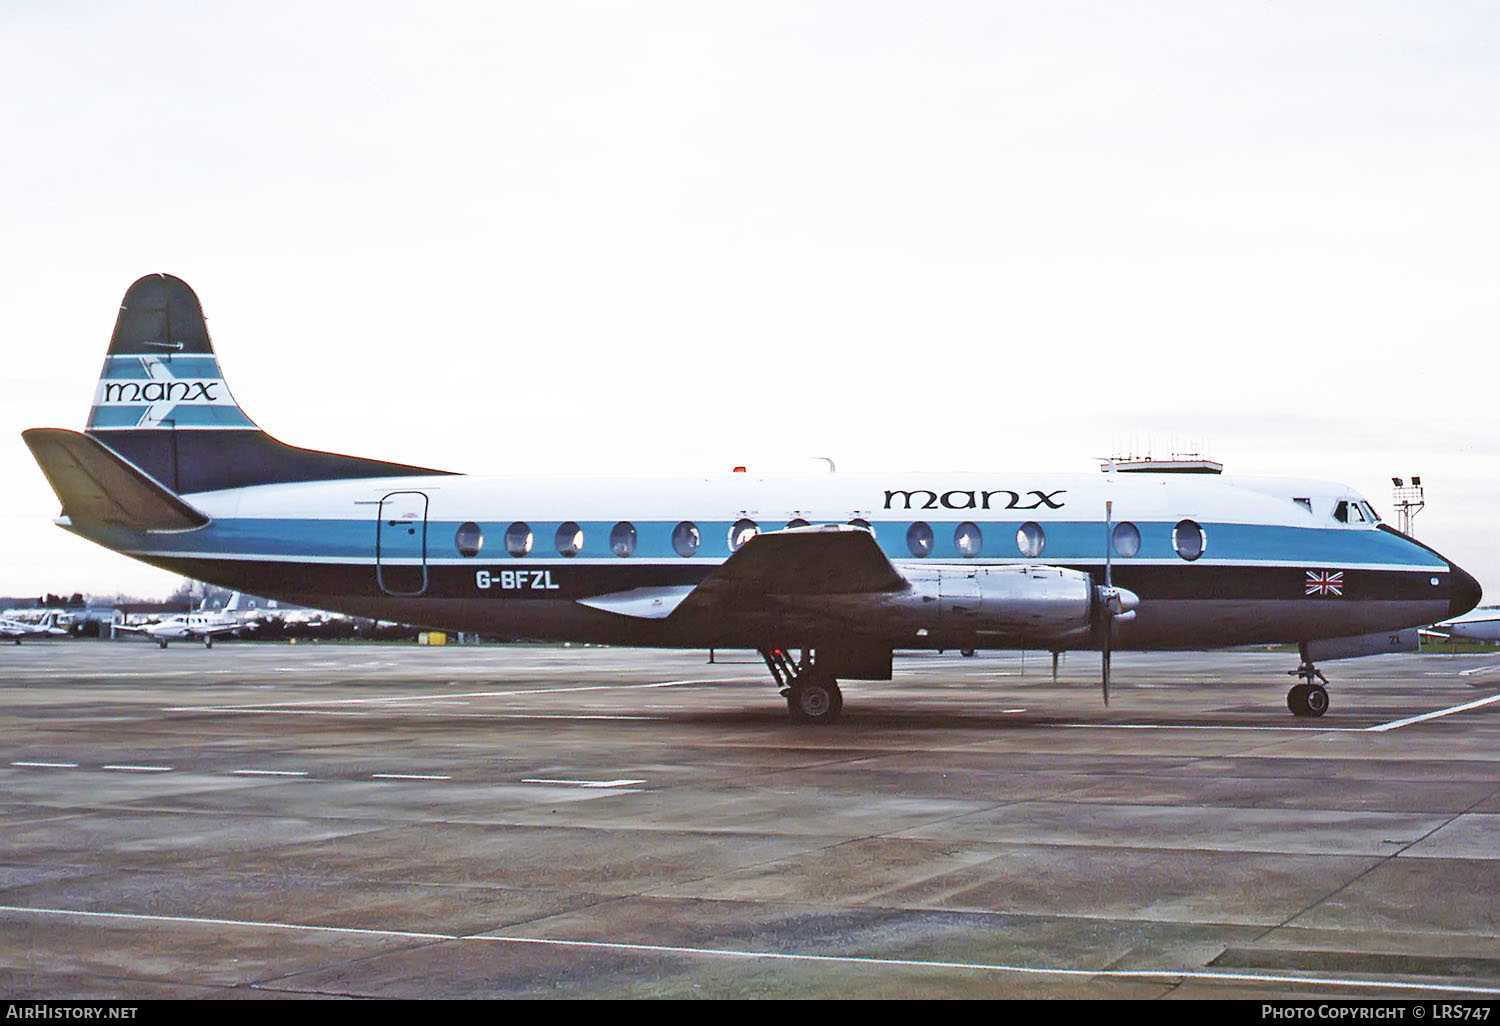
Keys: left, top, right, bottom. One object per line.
{"left": 760, "top": 647, "right": 843, "bottom": 725}
{"left": 1287, "top": 643, "right": 1330, "bottom": 718}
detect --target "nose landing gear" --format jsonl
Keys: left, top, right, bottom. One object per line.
{"left": 1287, "top": 643, "right": 1330, "bottom": 717}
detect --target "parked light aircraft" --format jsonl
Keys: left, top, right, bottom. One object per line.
{"left": 0, "top": 611, "right": 68, "bottom": 644}
{"left": 22, "top": 275, "right": 1483, "bottom": 721}
{"left": 115, "top": 608, "right": 250, "bottom": 648}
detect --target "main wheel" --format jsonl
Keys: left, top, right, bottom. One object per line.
{"left": 158, "top": 638, "right": 168, "bottom": 650}
{"left": 787, "top": 676, "right": 842, "bottom": 725}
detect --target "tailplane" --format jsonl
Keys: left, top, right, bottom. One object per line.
{"left": 80, "top": 274, "right": 451, "bottom": 494}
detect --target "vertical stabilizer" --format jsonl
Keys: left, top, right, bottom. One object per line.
{"left": 80, "top": 274, "right": 451, "bottom": 494}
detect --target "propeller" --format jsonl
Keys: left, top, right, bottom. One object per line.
{"left": 1095, "top": 500, "right": 1141, "bottom": 706}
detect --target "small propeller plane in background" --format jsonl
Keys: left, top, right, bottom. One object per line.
{"left": 0, "top": 611, "right": 69, "bottom": 644}
{"left": 114, "top": 608, "right": 251, "bottom": 649}
{"left": 22, "top": 275, "right": 1483, "bottom": 720}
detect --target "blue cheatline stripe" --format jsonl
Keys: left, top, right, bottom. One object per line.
{"left": 80, "top": 516, "right": 1449, "bottom": 569}
{"left": 99, "top": 355, "right": 223, "bottom": 379}
{"left": 86, "top": 407, "right": 149, "bottom": 428}
{"left": 86, "top": 405, "right": 256, "bottom": 429}
{"left": 158, "top": 405, "right": 257, "bottom": 427}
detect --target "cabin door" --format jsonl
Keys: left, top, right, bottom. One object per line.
{"left": 376, "top": 491, "right": 429, "bottom": 596}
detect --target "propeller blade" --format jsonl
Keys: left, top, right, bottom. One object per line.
{"left": 1102, "top": 499, "right": 1113, "bottom": 705}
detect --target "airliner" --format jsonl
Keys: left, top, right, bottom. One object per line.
{"left": 1426, "top": 606, "right": 1500, "bottom": 643}
{"left": 22, "top": 274, "right": 1482, "bottom": 721}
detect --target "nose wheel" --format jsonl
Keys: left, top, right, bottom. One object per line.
{"left": 1287, "top": 644, "right": 1330, "bottom": 717}
{"left": 1287, "top": 682, "right": 1329, "bottom": 717}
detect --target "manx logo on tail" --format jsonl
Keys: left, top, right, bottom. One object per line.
{"left": 88, "top": 354, "right": 255, "bottom": 430}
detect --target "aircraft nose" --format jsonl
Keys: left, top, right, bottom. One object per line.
{"left": 1449, "top": 562, "right": 1483, "bottom": 619}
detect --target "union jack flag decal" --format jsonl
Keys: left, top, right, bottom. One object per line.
{"left": 1305, "top": 570, "right": 1345, "bottom": 597}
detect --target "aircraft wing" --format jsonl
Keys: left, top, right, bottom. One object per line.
{"left": 580, "top": 525, "right": 906, "bottom": 621}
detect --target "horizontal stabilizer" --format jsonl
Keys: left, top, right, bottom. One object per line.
{"left": 22, "top": 427, "right": 210, "bottom": 531}
{"left": 675, "top": 524, "right": 906, "bottom": 617}
{"left": 577, "top": 586, "right": 696, "bottom": 619}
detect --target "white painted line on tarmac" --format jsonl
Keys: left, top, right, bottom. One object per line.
{"left": 1057, "top": 723, "right": 1367, "bottom": 732}
{"left": 163, "top": 706, "right": 670, "bottom": 721}
{"left": 231, "top": 769, "right": 309, "bottom": 777}
{"left": 0, "top": 904, "right": 449, "bottom": 941}
{"left": 10, "top": 761, "right": 79, "bottom": 769}
{"left": 162, "top": 677, "right": 752, "bottom": 714}
{"left": 371, "top": 773, "right": 451, "bottom": 781}
{"left": 4, "top": 904, "right": 1499, "bottom": 996}
{"left": 101, "top": 764, "right": 173, "bottom": 772}
{"left": 521, "top": 778, "right": 645, "bottom": 788}
{"left": 1458, "top": 664, "right": 1500, "bottom": 678}
{"left": 475, "top": 934, "right": 1500, "bottom": 996}
{"left": 1365, "top": 693, "right": 1500, "bottom": 733}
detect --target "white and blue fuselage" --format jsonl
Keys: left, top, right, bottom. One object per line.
{"left": 23, "top": 274, "right": 1483, "bottom": 721}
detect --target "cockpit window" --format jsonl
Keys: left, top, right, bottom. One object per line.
{"left": 1333, "top": 500, "right": 1349, "bottom": 524}
{"left": 1360, "top": 501, "right": 1382, "bottom": 523}
{"left": 1293, "top": 498, "right": 1312, "bottom": 515}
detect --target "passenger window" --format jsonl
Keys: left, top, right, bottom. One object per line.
{"left": 954, "top": 521, "right": 982, "bottom": 558}
{"left": 906, "top": 522, "right": 934, "bottom": 557}
{"left": 610, "top": 521, "right": 637, "bottom": 557}
{"left": 504, "top": 522, "right": 533, "bottom": 558}
{"left": 729, "top": 518, "right": 759, "bottom": 551}
{"left": 454, "top": 521, "right": 483, "bottom": 558}
{"left": 1016, "top": 521, "right": 1045, "bottom": 557}
{"left": 555, "top": 522, "right": 584, "bottom": 557}
{"left": 672, "top": 521, "right": 701, "bottom": 557}
{"left": 1112, "top": 521, "right": 1141, "bottom": 558}
{"left": 1173, "top": 519, "right": 1205, "bottom": 561}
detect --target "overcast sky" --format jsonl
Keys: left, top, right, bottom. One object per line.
{"left": 2, "top": 1, "right": 1497, "bottom": 600}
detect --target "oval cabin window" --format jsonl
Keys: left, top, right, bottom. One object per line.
{"left": 454, "top": 521, "right": 483, "bottom": 558}
{"left": 504, "top": 522, "right": 533, "bottom": 558}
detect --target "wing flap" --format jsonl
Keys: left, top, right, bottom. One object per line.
{"left": 22, "top": 427, "right": 210, "bottom": 531}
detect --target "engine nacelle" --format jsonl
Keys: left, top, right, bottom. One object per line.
{"left": 878, "top": 563, "right": 1099, "bottom": 646}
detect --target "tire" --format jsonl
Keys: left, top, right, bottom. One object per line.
{"left": 787, "top": 676, "right": 842, "bottom": 725}
{"left": 1287, "top": 684, "right": 1309, "bottom": 716}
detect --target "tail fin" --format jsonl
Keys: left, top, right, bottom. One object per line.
{"left": 82, "top": 274, "right": 452, "bottom": 494}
